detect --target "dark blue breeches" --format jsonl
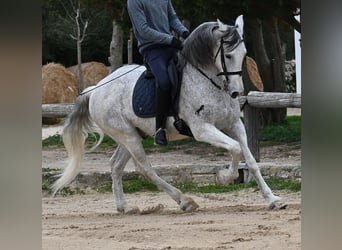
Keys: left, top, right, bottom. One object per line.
{"left": 142, "top": 47, "right": 177, "bottom": 92}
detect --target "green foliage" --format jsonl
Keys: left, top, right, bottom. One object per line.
{"left": 95, "top": 184, "right": 112, "bottom": 193}
{"left": 177, "top": 181, "right": 257, "bottom": 193}
{"left": 123, "top": 177, "right": 159, "bottom": 193}
{"left": 83, "top": 177, "right": 300, "bottom": 194}
{"left": 42, "top": 167, "right": 86, "bottom": 195}
{"left": 259, "top": 116, "right": 301, "bottom": 144}
{"left": 42, "top": 134, "right": 64, "bottom": 147}
{"left": 265, "top": 178, "right": 301, "bottom": 192}
{"left": 286, "top": 72, "right": 297, "bottom": 93}
{"left": 42, "top": 166, "right": 300, "bottom": 195}
{"left": 142, "top": 137, "right": 202, "bottom": 153}
{"left": 42, "top": 0, "right": 113, "bottom": 66}
{"left": 42, "top": 0, "right": 299, "bottom": 67}
{"left": 177, "top": 178, "right": 300, "bottom": 193}
{"left": 87, "top": 133, "right": 117, "bottom": 148}
{"left": 43, "top": 116, "right": 301, "bottom": 150}
{"left": 42, "top": 133, "right": 117, "bottom": 149}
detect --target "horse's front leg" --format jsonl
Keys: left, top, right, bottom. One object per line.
{"left": 191, "top": 123, "right": 243, "bottom": 185}
{"left": 229, "top": 119, "right": 287, "bottom": 209}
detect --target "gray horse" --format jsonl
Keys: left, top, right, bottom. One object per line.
{"left": 53, "top": 16, "right": 286, "bottom": 213}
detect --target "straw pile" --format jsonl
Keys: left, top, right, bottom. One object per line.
{"left": 42, "top": 62, "right": 78, "bottom": 124}
{"left": 68, "top": 62, "right": 109, "bottom": 89}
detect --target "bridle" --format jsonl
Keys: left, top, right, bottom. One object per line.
{"left": 214, "top": 36, "right": 244, "bottom": 87}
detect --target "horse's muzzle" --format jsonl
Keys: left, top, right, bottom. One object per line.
{"left": 228, "top": 84, "right": 243, "bottom": 99}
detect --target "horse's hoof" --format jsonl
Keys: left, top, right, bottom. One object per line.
{"left": 216, "top": 169, "right": 238, "bottom": 186}
{"left": 117, "top": 206, "right": 140, "bottom": 215}
{"left": 269, "top": 199, "right": 288, "bottom": 210}
{"left": 180, "top": 196, "right": 199, "bottom": 212}
{"left": 141, "top": 204, "right": 164, "bottom": 215}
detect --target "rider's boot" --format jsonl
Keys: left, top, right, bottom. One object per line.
{"left": 154, "top": 87, "right": 170, "bottom": 146}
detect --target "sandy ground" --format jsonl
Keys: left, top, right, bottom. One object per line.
{"left": 42, "top": 190, "right": 300, "bottom": 250}
{"left": 42, "top": 108, "right": 301, "bottom": 250}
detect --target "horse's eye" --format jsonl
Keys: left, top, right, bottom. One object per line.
{"left": 225, "top": 54, "right": 232, "bottom": 59}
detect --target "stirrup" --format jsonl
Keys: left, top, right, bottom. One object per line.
{"left": 154, "top": 128, "right": 168, "bottom": 146}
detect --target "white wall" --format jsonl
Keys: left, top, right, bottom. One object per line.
{"left": 294, "top": 15, "right": 301, "bottom": 94}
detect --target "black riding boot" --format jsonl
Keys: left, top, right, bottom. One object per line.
{"left": 154, "top": 87, "right": 170, "bottom": 146}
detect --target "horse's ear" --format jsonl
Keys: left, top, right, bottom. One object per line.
{"left": 217, "top": 19, "right": 228, "bottom": 32}
{"left": 235, "top": 15, "right": 244, "bottom": 37}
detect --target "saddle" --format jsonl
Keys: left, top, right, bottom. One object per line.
{"left": 132, "top": 58, "right": 193, "bottom": 137}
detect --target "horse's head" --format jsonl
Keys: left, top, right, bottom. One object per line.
{"left": 180, "top": 16, "right": 246, "bottom": 98}
{"left": 213, "top": 16, "right": 246, "bottom": 98}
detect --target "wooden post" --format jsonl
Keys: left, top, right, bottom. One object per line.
{"left": 108, "top": 20, "right": 123, "bottom": 72}
{"left": 243, "top": 104, "right": 260, "bottom": 162}
{"left": 127, "top": 29, "right": 133, "bottom": 64}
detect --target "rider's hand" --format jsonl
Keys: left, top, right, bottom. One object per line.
{"left": 182, "top": 31, "right": 190, "bottom": 39}
{"left": 171, "top": 37, "right": 183, "bottom": 50}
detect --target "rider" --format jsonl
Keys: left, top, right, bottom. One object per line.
{"left": 127, "top": 0, "right": 189, "bottom": 146}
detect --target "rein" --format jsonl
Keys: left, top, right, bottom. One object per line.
{"left": 79, "top": 65, "right": 142, "bottom": 96}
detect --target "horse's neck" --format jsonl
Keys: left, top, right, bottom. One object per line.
{"left": 182, "top": 63, "right": 224, "bottom": 90}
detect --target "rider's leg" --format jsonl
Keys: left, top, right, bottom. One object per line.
{"left": 143, "top": 47, "right": 175, "bottom": 145}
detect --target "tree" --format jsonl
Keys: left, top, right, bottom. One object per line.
{"left": 42, "top": 0, "right": 113, "bottom": 67}
{"left": 42, "top": 0, "right": 300, "bottom": 117}
{"left": 60, "top": 0, "right": 89, "bottom": 92}
{"left": 243, "top": 0, "right": 300, "bottom": 125}
{"left": 104, "top": 0, "right": 127, "bottom": 71}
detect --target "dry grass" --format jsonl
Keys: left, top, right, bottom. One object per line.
{"left": 68, "top": 62, "right": 109, "bottom": 89}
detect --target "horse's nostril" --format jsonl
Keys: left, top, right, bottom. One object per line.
{"left": 231, "top": 92, "right": 239, "bottom": 99}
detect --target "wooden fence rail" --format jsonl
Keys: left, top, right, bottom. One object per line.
{"left": 42, "top": 91, "right": 301, "bottom": 118}
{"left": 242, "top": 91, "right": 301, "bottom": 108}
{"left": 42, "top": 104, "right": 74, "bottom": 118}
{"left": 42, "top": 91, "right": 301, "bottom": 161}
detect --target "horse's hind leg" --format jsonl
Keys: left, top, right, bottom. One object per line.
{"left": 123, "top": 135, "right": 198, "bottom": 212}
{"left": 110, "top": 144, "right": 139, "bottom": 214}
{"left": 229, "top": 120, "right": 287, "bottom": 209}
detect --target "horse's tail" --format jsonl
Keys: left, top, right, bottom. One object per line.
{"left": 52, "top": 92, "right": 104, "bottom": 196}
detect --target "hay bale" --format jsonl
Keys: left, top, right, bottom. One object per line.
{"left": 246, "top": 56, "right": 264, "bottom": 91}
{"left": 42, "top": 63, "right": 78, "bottom": 124}
{"left": 68, "top": 62, "right": 109, "bottom": 89}
{"left": 42, "top": 63, "right": 78, "bottom": 103}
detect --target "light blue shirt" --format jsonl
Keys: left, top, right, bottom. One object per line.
{"left": 127, "top": 0, "right": 188, "bottom": 53}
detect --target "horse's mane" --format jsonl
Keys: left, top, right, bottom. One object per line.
{"left": 178, "top": 21, "right": 241, "bottom": 70}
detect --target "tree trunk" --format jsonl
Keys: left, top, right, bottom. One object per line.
{"left": 264, "top": 17, "right": 287, "bottom": 124}
{"left": 242, "top": 59, "right": 261, "bottom": 161}
{"left": 248, "top": 17, "right": 287, "bottom": 126}
{"left": 249, "top": 18, "right": 273, "bottom": 92}
{"left": 108, "top": 20, "right": 123, "bottom": 72}
{"left": 77, "top": 40, "right": 84, "bottom": 92}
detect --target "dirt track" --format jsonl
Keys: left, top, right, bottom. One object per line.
{"left": 42, "top": 110, "right": 301, "bottom": 250}
{"left": 42, "top": 189, "right": 300, "bottom": 250}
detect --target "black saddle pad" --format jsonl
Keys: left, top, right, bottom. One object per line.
{"left": 132, "top": 69, "right": 194, "bottom": 137}
{"left": 132, "top": 62, "right": 181, "bottom": 118}
{"left": 132, "top": 72, "right": 157, "bottom": 118}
